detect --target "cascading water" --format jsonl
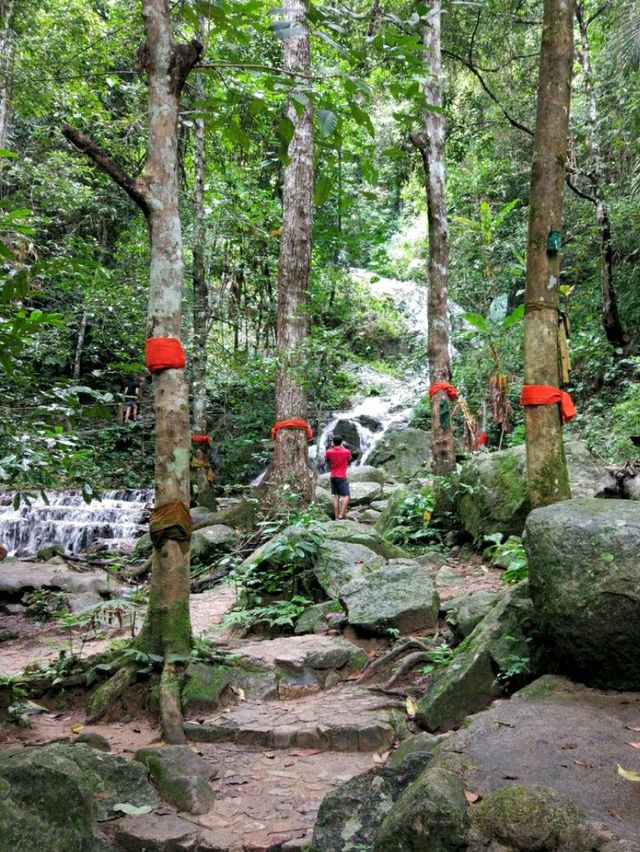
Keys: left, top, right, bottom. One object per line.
{"left": 0, "top": 489, "right": 153, "bottom": 558}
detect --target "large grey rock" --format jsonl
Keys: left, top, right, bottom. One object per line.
{"left": 0, "top": 743, "right": 158, "bottom": 851}
{"left": 526, "top": 498, "right": 640, "bottom": 690}
{"left": 332, "top": 418, "right": 363, "bottom": 455}
{"left": 348, "top": 481, "right": 384, "bottom": 506}
{"left": 373, "top": 766, "right": 470, "bottom": 851}
{"left": 442, "top": 589, "right": 503, "bottom": 641}
{"left": 313, "top": 540, "right": 385, "bottom": 599}
{"left": 416, "top": 583, "right": 535, "bottom": 731}
{"left": 294, "top": 600, "right": 343, "bottom": 634}
{"left": 368, "top": 427, "right": 432, "bottom": 481}
{"left": 0, "top": 560, "right": 119, "bottom": 598}
{"left": 340, "top": 558, "right": 439, "bottom": 636}
{"left": 189, "top": 524, "right": 236, "bottom": 563}
{"left": 312, "top": 753, "right": 434, "bottom": 852}
{"left": 316, "top": 519, "right": 408, "bottom": 559}
{"left": 317, "top": 465, "right": 386, "bottom": 489}
{"left": 457, "top": 441, "right": 615, "bottom": 539}
{"left": 113, "top": 813, "right": 199, "bottom": 851}
{"left": 134, "top": 746, "right": 216, "bottom": 815}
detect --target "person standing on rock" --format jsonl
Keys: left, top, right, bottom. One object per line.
{"left": 325, "top": 434, "right": 352, "bottom": 520}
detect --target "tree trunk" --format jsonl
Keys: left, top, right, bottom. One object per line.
{"left": 191, "top": 57, "right": 216, "bottom": 510}
{"left": 523, "top": 0, "right": 575, "bottom": 508}
{"left": 0, "top": 0, "right": 16, "bottom": 150}
{"left": 412, "top": 0, "right": 455, "bottom": 476}
{"left": 263, "top": 0, "right": 314, "bottom": 507}
{"left": 576, "top": 3, "right": 627, "bottom": 354}
{"left": 73, "top": 308, "right": 88, "bottom": 380}
{"left": 62, "top": 0, "right": 201, "bottom": 742}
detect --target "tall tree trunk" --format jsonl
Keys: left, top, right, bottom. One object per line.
{"left": 191, "top": 55, "right": 216, "bottom": 509}
{"left": 411, "top": 0, "right": 455, "bottom": 476}
{"left": 523, "top": 0, "right": 575, "bottom": 508}
{"left": 263, "top": 0, "right": 314, "bottom": 507}
{"left": 576, "top": 3, "right": 627, "bottom": 354}
{"left": 0, "top": 0, "right": 16, "bottom": 151}
{"left": 73, "top": 308, "right": 88, "bottom": 380}
{"left": 63, "top": 0, "right": 201, "bottom": 743}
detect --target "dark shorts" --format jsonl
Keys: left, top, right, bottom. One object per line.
{"left": 330, "top": 477, "right": 350, "bottom": 497}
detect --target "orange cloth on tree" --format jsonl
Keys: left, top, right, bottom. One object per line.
{"left": 191, "top": 434, "right": 210, "bottom": 442}
{"left": 428, "top": 382, "right": 458, "bottom": 400}
{"left": 145, "top": 337, "right": 186, "bottom": 372}
{"left": 519, "top": 384, "right": 576, "bottom": 424}
{"left": 271, "top": 419, "right": 314, "bottom": 441}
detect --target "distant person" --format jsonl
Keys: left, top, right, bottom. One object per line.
{"left": 122, "top": 377, "right": 141, "bottom": 423}
{"left": 324, "top": 434, "right": 352, "bottom": 520}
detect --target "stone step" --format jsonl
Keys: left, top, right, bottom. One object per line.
{"left": 185, "top": 687, "right": 401, "bottom": 752}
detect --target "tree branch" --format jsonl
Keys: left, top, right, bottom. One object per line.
{"left": 443, "top": 48, "right": 534, "bottom": 137}
{"left": 61, "top": 125, "right": 151, "bottom": 218}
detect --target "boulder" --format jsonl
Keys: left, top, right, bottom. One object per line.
{"left": 339, "top": 559, "right": 439, "bottom": 636}
{"left": 134, "top": 745, "right": 216, "bottom": 815}
{"left": 192, "top": 499, "right": 256, "bottom": 532}
{"left": 526, "top": 498, "right": 640, "bottom": 690}
{"left": 442, "top": 589, "right": 503, "bottom": 641}
{"left": 332, "top": 418, "right": 362, "bottom": 455}
{"left": 0, "top": 743, "right": 158, "bottom": 851}
{"left": 312, "top": 753, "right": 434, "bottom": 852}
{"left": 113, "top": 813, "right": 199, "bottom": 851}
{"left": 316, "top": 519, "right": 408, "bottom": 559}
{"left": 416, "top": 582, "right": 535, "bottom": 731}
{"left": 368, "top": 427, "right": 432, "bottom": 481}
{"left": 75, "top": 731, "right": 111, "bottom": 752}
{"left": 356, "top": 414, "right": 384, "bottom": 433}
{"left": 36, "top": 544, "right": 65, "bottom": 561}
{"left": 189, "top": 524, "right": 236, "bottom": 564}
{"left": 457, "top": 441, "right": 615, "bottom": 539}
{"left": 373, "top": 766, "right": 470, "bottom": 852}
{"left": 0, "top": 542, "right": 7, "bottom": 560}
{"left": 467, "top": 785, "right": 609, "bottom": 852}
{"left": 360, "top": 508, "right": 382, "bottom": 523}
{"left": 133, "top": 532, "right": 152, "bottom": 559}
{"left": 317, "top": 465, "right": 386, "bottom": 488}
{"left": 182, "top": 662, "right": 234, "bottom": 713}
{"left": 294, "top": 600, "right": 343, "bottom": 634}
{"left": 313, "top": 540, "right": 385, "bottom": 599}
{"left": 0, "top": 560, "right": 119, "bottom": 599}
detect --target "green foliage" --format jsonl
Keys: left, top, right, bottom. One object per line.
{"left": 484, "top": 534, "right": 529, "bottom": 584}
{"left": 385, "top": 487, "right": 439, "bottom": 546}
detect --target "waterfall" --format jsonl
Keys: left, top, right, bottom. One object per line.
{"left": 0, "top": 489, "right": 153, "bottom": 558}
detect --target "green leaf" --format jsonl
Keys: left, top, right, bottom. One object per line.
{"left": 314, "top": 175, "right": 332, "bottom": 205}
{"left": 462, "top": 312, "right": 491, "bottom": 333}
{"left": 317, "top": 108, "right": 337, "bottom": 137}
{"left": 113, "top": 803, "right": 155, "bottom": 816}
{"left": 502, "top": 304, "right": 525, "bottom": 329}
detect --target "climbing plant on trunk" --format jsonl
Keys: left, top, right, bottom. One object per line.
{"left": 262, "top": 0, "right": 314, "bottom": 507}
{"left": 410, "top": 0, "right": 455, "bottom": 476}
{"left": 522, "top": 0, "right": 576, "bottom": 508}
{"left": 63, "top": 0, "right": 201, "bottom": 743}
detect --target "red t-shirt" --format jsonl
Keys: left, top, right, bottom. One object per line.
{"left": 325, "top": 445, "right": 352, "bottom": 479}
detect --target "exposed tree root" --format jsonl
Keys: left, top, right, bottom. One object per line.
{"left": 383, "top": 651, "right": 432, "bottom": 689}
{"left": 86, "top": 664, "right": 137, "bottom": 723}
{"left": 358, "top": 638, "right": 432, "bottom": 684}
{"left": 159, "top": 660, "right": 186, "bottom": 744}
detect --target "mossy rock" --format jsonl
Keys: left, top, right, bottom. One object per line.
{"left": 373, "top": 766, "right": 470, "bottom": 851}
{"left": 467, "top": 785, "right": 603, "bottom": 851}
{"left": 442, "top": 589, "right": 503, "bottom": 641}
{"left": 368, "top": 427, "right": 432, "bottom": 481}
{"left": 181, "top": 662, "right": 233, "bottom": 713}
{"left": 134, "top": 746, "right": 216, "bottom": 815}
{"left": 192, "top": 499, "right": 256, "bottom": 532}
{"left": 36, "top": 543, "right": 65, "bottom": 561}
{"left": 416, "top": 583, "right": 535, "bottom": 732}
{"left": 294, "top": 600, "right": 343, "bottom": 635}
{"left": 316, "top": 519, "right": 408, "bottom": 560}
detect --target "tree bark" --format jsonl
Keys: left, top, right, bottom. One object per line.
{"left": 191, "top": 54, "right": 216, "bottom": 509}
{"left": 263, "top": 0, "right": 314, "bottom": 507}
{"left": 63, "top": 0, "right": 201, "bottom": 742}
{"left": 576, "top": 3, "right": 627, "bottom": 354}
{"left": 412, "top": 0, "right": 455, "bottom": 476}
{"left": 523, "top": 0, "right": 575, "bottom": 508}
{"left": 73, "top": 309, "right": 88, "bottom": 380}
{"left": 0, "top": 0, "right": 16, "bottom": 150}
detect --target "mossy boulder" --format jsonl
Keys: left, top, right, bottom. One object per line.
{"left": 181, "top": 662, "right": 234, "bottom": 713}
{"left": 316, "top": 519, "right": 408, "bottom": 559}
{"left": 368, "top": 427, "right": 432, "bottom": 481}
{"left": 457, "top": 441, "right": 615, "bottom": 540}
{"left": 313, "top": 540, "right": 385, "bottom": 600}
{"left": 467, "top": 785, "right": 605, "bottom": 852}
{"left": 189, "top": 524, "right": 236, "bottom": 564}
{"left": 134, "top": 746, "right": 216, "bottom": 815}
{"left": 442, "top": 589, "right": 503, "bottom": 641}
{"left": 192, "top": 499, "right": 256, "bottom": 532}
{"left": 312, "top": 753, "right": 433, "bottom": 852}
{"left": 416, "top": 582, "right": 535, "bottom": 731}
{"left": 339, "top": 559, "right": 439, "bottom": 636}
{"left": 373, "top": 766, "right": 470, "bottom": 851}
{"left": 36, "top": 543, "right": 65, "bottom": 561}
{"left": 294, "top": 600, "right": 343, "bottom": 635}
{"left": 317, "top": 465, "right": 386, "bottom": 489}
{"left": 0, "top": 743, "right": 158, "bottom": 851}
{"left": 526, "top": 498, "right": 640, "bottom": 690}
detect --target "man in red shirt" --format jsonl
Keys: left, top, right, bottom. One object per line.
{"left": 324, "top": 434, "right": 352, "bottom": 520}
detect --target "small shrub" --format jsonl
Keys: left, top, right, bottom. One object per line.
{"left": 484, "top": 533, "right": 528, "bottom": 584}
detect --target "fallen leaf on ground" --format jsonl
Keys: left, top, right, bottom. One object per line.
{"left": 289, "top": 749, "right": 322, "bottom": 757}
{"left": 262, "top": 751, "right": 275, "bottom": 759}
{"left": 627, "top": 742, "right": 640, "bottom": 750}
{"left": 494, "top": 720, "right": 514, "bottom": 728}
{"left": 155, "top": 807, "right": 176, "bottom": 816}
{"left": 575, "top": 760, "right": 594, "bottom": 768}
{"left": 607, "top": 807, "right": 623, "bottom": 820}
{"left": 618, "top": 764, "right": 640, "bottom": 782}
{"left": 561, "top": 742, "right": 577, "bottom": 750}
{"left": 71, "top": 723, "right": 83, "bottom": 734}
{"left": 464, "top": 790, "right": 482, "bottom": 804}
{"left": 373, "top": 751, "right": 390, "bottom": 765}
{"left": 406, "top": 696, "right": 418, "bottom": 717}
{"left": 367, "top": 650, "right": 378, "bottom": 658}
{"left": 625, "top": 725, "right": 640, "bottom": 732}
